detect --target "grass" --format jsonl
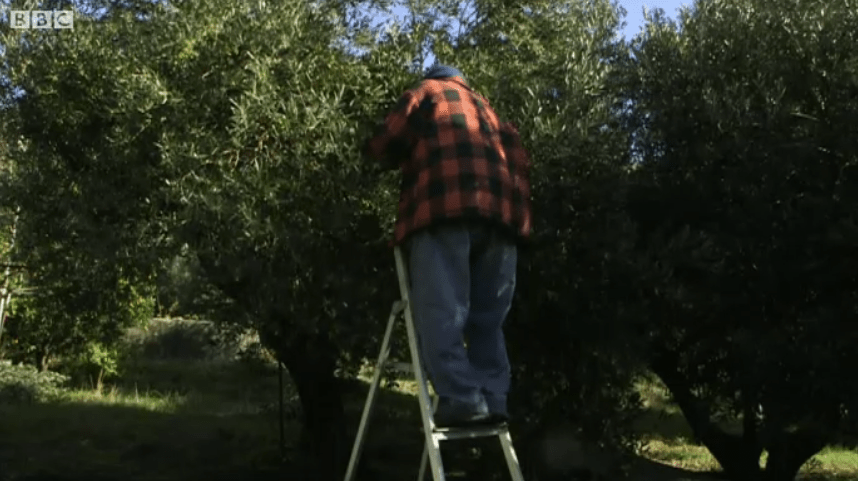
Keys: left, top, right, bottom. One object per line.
{"left": 0, "top": 351, "right": 856, "bottom": 480}
{"left": 0, "top": 360, "right": 296, "bottom": 481}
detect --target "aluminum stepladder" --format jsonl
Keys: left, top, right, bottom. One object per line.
{"left": 344, "top": 246, "right": 525, "bottom": 481}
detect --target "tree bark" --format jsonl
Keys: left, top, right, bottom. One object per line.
{"left": 271, "top": 329, "right": 348, "bottom": 481}
{"left": 649, "top": 348, "right": 763, "bottom": 481}
{"left": 763, "top": 426, "right": 829, "bottom": 481}
{"left": 0, "top": 207, "right": 21, "bottom": 348}
{"left": 36, "top": 348, "right": 51, "bottom": 372}
{"left": 194, "top": 250, "right": 350, "bottom": 478}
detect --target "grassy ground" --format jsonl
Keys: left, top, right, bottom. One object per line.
{"left": 0, "top": 353, "right": 856, "bottom": 480}
{"left": 0, "top": 360, "right": 295, "bottom": 481}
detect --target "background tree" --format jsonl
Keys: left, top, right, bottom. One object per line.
{"left": 0, "top": 2, "right": 162, "bottom": 374}
{"left": 626, "top": 1, "right": 858, "bottom": 479}
{"left": 1, "top": 0, "right": 425, "bottom": 478}
{"left": 154, "top": 2, "right": 418, "bottom": 476}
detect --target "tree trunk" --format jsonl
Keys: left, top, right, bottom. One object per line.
{"left": 36, "top": 349, "right": 50, "bottom": 372}
{"left": 0, "top": 207, "right": 21, "bottom": 348}
{"left": 650, "top": 348, "right": 763, "bottom": 481}
{"left": 763, "top": 427, "right": 829, "bottom": 481}
{"left": 275, "top": 330, "right": 348, "bottom": 481}
{"left": 193, "top": 250, "right": 351, "bottom": 478}
{"left": 96, "top": 366, "right": 106, "bottom": 393}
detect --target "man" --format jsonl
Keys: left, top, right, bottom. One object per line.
{"left": 363, "top": 64, "right": 532, "bottom": 428}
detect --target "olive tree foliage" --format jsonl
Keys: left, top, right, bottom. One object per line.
{"left": 155, "top": 0, "right": 390, "bottom": 334}
{"left": 155, "top": 5, "right": 425, "bottom": 474}
{"left": 0, "top": 3, "right": 162, "bottom": 371}
{"left": 0, "top": 125, "right": 23, "bottom": 352}
{"left": 2, "top": 0, "right": 426, "bottom": 477}
{"left": 626, "top": 0, "right": 858, "bottom": 479}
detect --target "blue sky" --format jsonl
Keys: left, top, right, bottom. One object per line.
{"left": 382, "top": 0, "right": 692, "bottom": 69}
{"left": 612, "top": 0, "right": 691, "bottom": 38}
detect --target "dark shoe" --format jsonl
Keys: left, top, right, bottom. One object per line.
{"left": 486, "top": 412, "right": 509, "bottom": 425}
{"left": 483, "top": 394, "right": 509, "bottom": 425}
{"left": 433, "top": 397, "right": 490, "bottom": 428}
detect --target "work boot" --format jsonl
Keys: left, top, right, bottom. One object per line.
{"left": 484, "top": 394, "right": 509, "bottom": 425}
{"left": 433, "top": 397, "right": 491, "bottom": 428}
{"left": 487, "top": 412, "right": 509, "bottom": 424}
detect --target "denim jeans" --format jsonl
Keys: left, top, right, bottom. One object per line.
{"left": 407, "top": 221, "right": 517, "bottom": 413}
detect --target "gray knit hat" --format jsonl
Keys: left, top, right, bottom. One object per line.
{"left": 424, "top": 64, "right": 466, "bottom": 82}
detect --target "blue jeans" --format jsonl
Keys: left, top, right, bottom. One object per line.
{"left": 407, "top": 221, "right": 517, "bottom": 413}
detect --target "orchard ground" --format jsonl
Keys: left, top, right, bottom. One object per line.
{"left": 0, "top": 321, "right": 855, "bottom": 481}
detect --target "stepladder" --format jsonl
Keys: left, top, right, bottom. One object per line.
{"left": 344, "top": 246, "right": 526, "bottom": 481}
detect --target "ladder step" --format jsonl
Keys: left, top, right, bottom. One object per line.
{"left": 422, "top": 424, "right": 510, "bottom": 440}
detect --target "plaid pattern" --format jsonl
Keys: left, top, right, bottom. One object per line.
{"left": 364, "top": 77, "right": 532, "bottom": 246}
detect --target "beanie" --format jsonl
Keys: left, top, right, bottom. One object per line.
{"left": 423, "top": 64, "right": 466, "bottom": 82}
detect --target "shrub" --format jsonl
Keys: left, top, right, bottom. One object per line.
{"left": 0, "top": 361, "right": 69, "bottom": 404}
{"left": 235, "top": 339, "right": 279, "bottom": 377}
{"left": 132, "top": 319, "right": 218, "bottom": 360}
{"left": 59, "top": 340, "right": 124, "bottom": 391}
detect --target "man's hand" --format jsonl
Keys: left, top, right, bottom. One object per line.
{"left": 363, "top": 90, "right": 419, "bottom": 172}
{"left": 362, "top": 136, "right": 402, "bottom": 171}
{"left": 361, "top": 137, "right": 372, "bottom": 161}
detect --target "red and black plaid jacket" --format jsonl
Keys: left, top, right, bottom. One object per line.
{"left": 363, "top": 77, "right": 532, "bottom": 247}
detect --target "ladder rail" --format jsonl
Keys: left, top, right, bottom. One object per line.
{"left": 343, "top": 301, "right": 405, "bottom": 481}
{"left": 394, "top": 247, "right": 448, "bottom": 480}
{"left": 500, "top": 432, "right": 526, "bottom": 481}
{"left": 417, "top": 396, "right": 440, "bottom": 481}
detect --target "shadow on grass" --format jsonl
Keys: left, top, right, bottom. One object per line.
{"left": 0, "top": 359, "right": 304, "bottom": 481}
{"left": 626, "top": 457, "right": 726, "bottom": 481}
{"left": 338, "top": 375, "right": 735, "bottom": 481}
{"left": 624, "top": 458, "right": 858, "bottom": 481}
{"left": 0, "top": 364, "right": 460, "bottom": 481}
{"left": 0, "top": 399, "right": 299, "bottom": 481}
{"left": 111, "top": 358, "right": 294, "bottom": 416}
{"left": 2, "top": 359, "right": 850, "bottom": 481}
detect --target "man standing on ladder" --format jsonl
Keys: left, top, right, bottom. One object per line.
{"left": 363, "top": 64, "right": 532, "bottom": 429}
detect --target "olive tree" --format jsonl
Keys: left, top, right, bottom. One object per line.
{"left": 626, "top": 1, "right": 858, "bottom": 479}
{"left": 1, "top": 1, "right": 416, "bottom": 478}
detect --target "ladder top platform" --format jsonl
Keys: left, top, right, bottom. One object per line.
{"left": 423, "top": 423, "right": 511, "bottom": 441}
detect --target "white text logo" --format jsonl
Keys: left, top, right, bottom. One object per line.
{"left": 10, "top": 10, "right": 74, "bottom": 29}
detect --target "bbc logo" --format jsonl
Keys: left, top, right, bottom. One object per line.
{"left": 10, "top": 10, "right": 74, "bottom": 29}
